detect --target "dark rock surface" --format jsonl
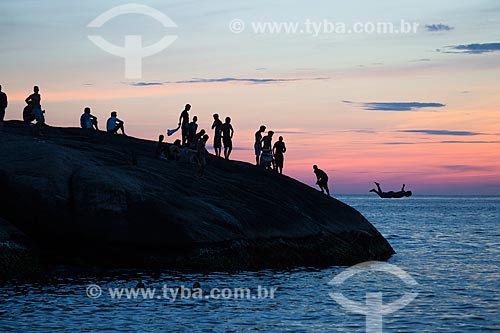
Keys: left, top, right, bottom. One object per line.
{"left": 0, "top": 121, "right": 394, "bottom": 270}
{"left": 0, "top": 217, "right": 39, "bottom": 279}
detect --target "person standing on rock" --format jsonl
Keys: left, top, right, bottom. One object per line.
{"left": 260, "top": 131, "right": 274, "bottom": 169}
{"left": 106, "top": 111, "right": 126, "bottom": 135}
{"left": 25, "top": 86, "right": 44, "bottom": 127}
{"left": 188, "top": 115, "right": 198, "bottom": 146}
{"left": 254, "top": 125, "right": 266, "bottom": 165}
{"left": 221, "top": 117, "right": 234, "bottom": 160}
{"left": 80, "top": 107, "right": 99, "bottom": 130}
{"left": 273, "top": 136, "right": 287, "bottom": 174}
{"left": 178, "top": 104, "right": 191, "bottom": 146}
{"left": 313, "top": 165, "right": 330, "bottom": 196}
{"left": 211, "top": 113, "right": 223, "bottom": 157}
{"left": 0, "top": 85, "right": 8, "bottom": 126}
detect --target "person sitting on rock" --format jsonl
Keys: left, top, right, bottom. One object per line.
{"left": 370, "top": 182, "right": 412, "bottom": 198}
{"left": 168, "top": 139, "right": 182, "bottom": 160}
{"left": 80, "top": 107, "right": 99, "bottom": 130}
{"left": 106, "top": 111, "right": 126, "bottom": 135}
{"left": 192, "top": 129, "right": 207, "bottom": 146}
{"left": 196, "top": 134, "right": 209, "bottom": 177}
{"left": 313, "top": 165, "right": 330, "bottom": 196}
{"left": 155, "top": 134, "right": 168, "bottom": 159}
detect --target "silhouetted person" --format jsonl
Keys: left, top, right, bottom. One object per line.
{"left": 188, "top": 115, "right": 198, "bottom": 145}
{"left": 156, "top": 134, "right": 167, "bottom": 158}
{"left": 370, "top": 182, "right": 412, "bottom": 198}
{"left": 106, "top": 111, "right": 126, "bottom": 135}
{"left": 169, "top": 139, "right": 182, "bottom": 160}
{"left": 273, "top": 136, "right": 287, "bottom": 174}
{"left": 196, "top": 134, "right": 209, "bottom": 177}
{"left": 25, "top": 86, "right": 44, "bottom": 126}
{"left": 313, "top": 165, "right": 330, "bottom": 196}
{"left": 178, "top": 104, "right": 191, "bottom": 146}
{"left": 0, "top": 85, "right": 8, "bottom": 125}
{"left": 221, "top": 117, "right": 234, "bottom": 160}
{"left": 211, "top": 113, "right": 223, "bottom": 157}
{"left": 254, "top": 125, "right": 266, "bottom": 165}
{"left": 80, "top": 107, "right": 99, "bottom": 130}
{"left": 260, "top": 131, "right": 274, "bottom": 169}
{"left": 193, "top": 129, "right": 206, "bottom": 146}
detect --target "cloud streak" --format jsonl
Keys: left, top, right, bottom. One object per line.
{"left": 360, "top": 102, "right": 446, "bottom": 111}
{"left": 130, "top": 77, "right": 329, "bottom": 87}
{"left": 441, "top": 165, "right": 494, "bottom": 172}
{"left": 399, "top": 130, "right": 482, "bottom": 136}
{"left": 425, "top": 24, "right": 454, "bottom": 32}
{"left": 442, "top": 42, "right": 500, "bottom": 54}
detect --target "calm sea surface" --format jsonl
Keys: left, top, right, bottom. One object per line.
{"left": 1, "top": 195, "right": 499, "bottom": 332}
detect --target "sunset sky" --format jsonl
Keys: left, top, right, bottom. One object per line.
{"left": 1, "top": 0, "right": 499, "bottom": 194}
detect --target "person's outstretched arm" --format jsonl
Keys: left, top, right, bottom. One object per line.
{"left": 230, "top": 125, "right": 234, "bottom": 138}
{"left": 25, "top": 94, "right": 32, "bottom": 104}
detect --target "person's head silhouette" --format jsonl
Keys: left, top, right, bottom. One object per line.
{"left": 260, "top": 125, "right": 266, "bottom": 132}
{"left": 159, "top": 134, "right": 164, "bottom": 142}
{"left": 225, "top": 117, "right": 231, "bottom": 124}
{"left": 84, "top": 107, "right": 91, "bottom": 114}
{"left": 268, "top": 131, "right": 274, "bottom": 137}
{"left": 279, "top": 136, "right": 283, "bottom": 141}
{"left": 185, "top": 104, "right": 191, "bottom": 111}
{"left": 111, "top": 111, "right": 117, "bottom": 117}
{"left": 313, "top": 165, "right": 318, "bottom": 171}
{"left": 34, "top": 86, "right": 39, "bottom": 94}
{"left": 213, "top": 113, "right": 219, "bottom": 120}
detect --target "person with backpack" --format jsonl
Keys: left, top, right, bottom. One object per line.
{"left": 25, "top": 86, "right": 44, "bottom": 126}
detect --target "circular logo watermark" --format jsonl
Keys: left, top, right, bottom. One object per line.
{"left": 88, "top": 3, "right": 178, "bottom": 79}
{"left": 86, "top": 284, "right": 103, "bottom": 299}
{"left": 229, "top": 19, "right": 246, "bottom": 34}
{"left": 328, "top": 261, "right": 419, "bottom": 333}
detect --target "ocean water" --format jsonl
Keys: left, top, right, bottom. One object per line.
{"left": 1, "top": 195, "right": 499, "bottom": 332}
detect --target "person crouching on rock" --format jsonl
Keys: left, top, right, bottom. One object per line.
{"left": 80, "top": 107, "right": 99, "bottom": 131}
{"left": 313, "top": 165, "right": 330, "bottom": 196}
{"left": 106, "top": 111, "right": 126, "bottom": 135}
{"left": 196, "top": 134, "right": 209, "bottom": 177}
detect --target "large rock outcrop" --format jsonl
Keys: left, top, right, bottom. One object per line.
{"left": 0, "top": 121, "right": 394, "bottom": 269}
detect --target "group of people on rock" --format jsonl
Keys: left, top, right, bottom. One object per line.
{"left": 254, "top": 125, "right": 287, "bottom": 174}
{"left": 1, "top": 85, "right": 337, "bottom": 194}
{"left": 177, "top": 104, "right": 234, "bottom": 161}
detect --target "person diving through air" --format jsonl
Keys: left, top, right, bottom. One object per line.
{"left": 370, "top": 182, "right": 412, "bottom": 198}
